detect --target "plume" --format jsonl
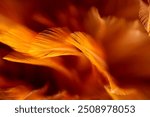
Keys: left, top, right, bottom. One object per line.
{"left": 139, "top": 0, "right": 150, "bottom": 35}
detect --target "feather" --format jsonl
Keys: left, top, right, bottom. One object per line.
{"left": 67, "top": 32, "right": 116, "bottom": 90}
{"left": 68, "top": 32, "right": 106, "bottom": 69}
{"left": 28, "top": 28, "right": 82, "bottom": 58}
{"left": 3, "top": 52, "right": 73, "bottom": 78}
{"left": 139, "top": 0, "right": 150, "bottom": 35}
{"left": 0, "top": 25, "right": 36, "bottom": 53}
{"left": 0, "top": 24, "right": 130, "bottom": 96}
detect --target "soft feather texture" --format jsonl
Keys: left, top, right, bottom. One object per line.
{"left": 139, "top": 0, "right": 150, "bottom": 35}
{"left": 0, "top": 0, "right": 150, "bottom": 99}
